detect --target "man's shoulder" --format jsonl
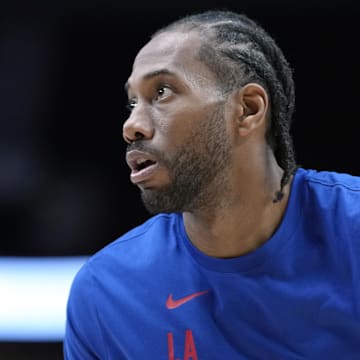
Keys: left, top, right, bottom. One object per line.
{"left": 298, "top": 168, "right": 360, "bottom": 196}
{"left": 296, "top": 168, "right": 360, "bottom": 223}
{"left": 83, "top": 213, "right": 181, "bottom": 271}
{"left": 108, "top": 212, "right": 180, "bottom": 248}
{"left": 67, "top": 213, "right": 183, "bottom": 310}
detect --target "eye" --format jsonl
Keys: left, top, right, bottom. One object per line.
{"left": 126, "top": 98, "right": 137, "bottom": 111}
{"left": 155, "top": 86, "right": 172, "bottom": 101}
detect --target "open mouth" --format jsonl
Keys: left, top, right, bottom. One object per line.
{"left": 134, "top": 159, "right": 156, "bottom": 172}
{"left": 126, "top": 150, "right": 157, "bottom": 172}
{"left": 126, "top": 150, "right": 161, "bottom": 185}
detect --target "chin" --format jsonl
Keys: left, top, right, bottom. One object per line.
{"left": 141, "top": 190, "right": 183, "bottom": 214}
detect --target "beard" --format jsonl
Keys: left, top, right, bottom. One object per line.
{"left": 134, "top": 105, "right": 232, "bottom": 214}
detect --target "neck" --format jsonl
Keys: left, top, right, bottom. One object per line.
{"left": 182, "top": 166, "right": 293, "bottom": 258}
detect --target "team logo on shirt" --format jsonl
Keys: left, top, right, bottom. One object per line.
{"left": 166, "top": 290, "right": 210, "bottom": 309}
{"left": 165, "top": 290, "right": 209, "bottom": 359}
{"left": 168, "top": 329, "right": 198, "bottom": 360}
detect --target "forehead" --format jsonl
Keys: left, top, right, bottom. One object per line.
{"left": 134, "top": 31, "right": 200, "bottom": 66}
{"left": 127, "top": 31, "right": 216, "bottom": 90}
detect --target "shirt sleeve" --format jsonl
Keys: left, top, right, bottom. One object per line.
{"left": 63, "top": 262, "right": 104, "bottom": 359}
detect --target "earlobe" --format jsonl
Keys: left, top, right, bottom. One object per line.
{"left": 235, "top": 83, "right": 268, "bottom": 136}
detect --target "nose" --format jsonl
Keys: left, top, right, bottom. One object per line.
{"left": 122, "top": 105, "right": 154, "bottom": 144}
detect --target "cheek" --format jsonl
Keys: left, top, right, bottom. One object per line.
{"left": 154, "top": 110, "right": 195, "bottom": 147}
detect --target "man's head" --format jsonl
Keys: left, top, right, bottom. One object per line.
{"left": 123, "top": 10, "right": 297, "bottom": 213}
{"left": 124, "top": 30, "right": 233, "bottom": 213}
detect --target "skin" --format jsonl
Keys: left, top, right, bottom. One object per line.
{"left": 123, "top": 30, "right": 292, "bottom": 258}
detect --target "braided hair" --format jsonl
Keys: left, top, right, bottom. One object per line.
{"left": 152, "top": 10, "right": 298, "bottom": 202}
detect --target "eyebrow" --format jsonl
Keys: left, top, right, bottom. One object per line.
{"left": 124, "top": 68, "right": 176, "bottom": 93}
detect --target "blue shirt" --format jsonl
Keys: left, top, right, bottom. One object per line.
{"left": 64, "top": 168, "right": 360, "bottom": 359}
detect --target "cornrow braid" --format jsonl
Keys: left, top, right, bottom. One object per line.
{"left": 153, "top": 10, "right": 298, "bottom": 202}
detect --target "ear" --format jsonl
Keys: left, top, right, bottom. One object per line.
{"left": 233, "top": 83, "right": 269, "bottom": 137}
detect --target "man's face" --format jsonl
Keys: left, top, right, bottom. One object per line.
{"left": 123, "top": 31, "right": 233, "bottom": 213}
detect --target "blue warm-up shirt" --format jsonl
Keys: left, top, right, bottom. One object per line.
{"left": 64, "top": 168, "right": 360, "bottom": 359}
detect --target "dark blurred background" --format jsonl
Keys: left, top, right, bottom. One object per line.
{"left": 1, "top": 0, "right": 359, "bottom": 358}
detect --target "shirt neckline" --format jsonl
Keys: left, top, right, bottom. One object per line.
{"left": 176, "top": 168, "right": 305, "bottom": 273}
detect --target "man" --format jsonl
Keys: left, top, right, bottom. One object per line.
{"left": 64, "top": 10, "right": 360, "bottom": 359}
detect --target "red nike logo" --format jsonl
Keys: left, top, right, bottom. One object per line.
{"left": 166, "top": 290, "right": 210, "bottom": 310}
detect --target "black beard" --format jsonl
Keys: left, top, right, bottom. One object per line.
{"left": 140, "top": 105, "right": 231, "bottom": 214}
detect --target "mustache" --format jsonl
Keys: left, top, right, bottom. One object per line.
{"left": 126, "top": 141, "right": 164, "bottom": 161}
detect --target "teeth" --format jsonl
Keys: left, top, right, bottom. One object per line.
{"left": 136, "top": 158, "right": 148, "bottom": 165}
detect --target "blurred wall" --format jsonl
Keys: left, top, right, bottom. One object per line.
{"left": 1, "top": 0, "right": 359, "bottom": 257}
